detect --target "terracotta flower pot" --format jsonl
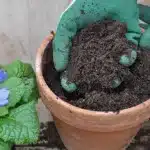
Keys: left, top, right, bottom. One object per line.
{"left": 35, "top": 33, "right": 150, "bottom": 150}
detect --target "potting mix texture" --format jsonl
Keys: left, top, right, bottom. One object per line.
{"left": 43, "top": 20, "right": 150, "bottom": 112}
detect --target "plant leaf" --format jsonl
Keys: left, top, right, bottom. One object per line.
{"left": 21, "top": 78, "right": 39, "bottom": 103}
{"left": 0, "top": 139, "right": 12, "bottom": 150}
{"left": 0, "top": 101, "right": 40, "bottom": 144}
{"left": 0, "top": 77, "right": 25, "bottom": 108}
{"left": 3, "top": 60, "right": 34, "bottom": 78}
{"left": 23, "top": 62, "right": 35, "bottom": 78}
{"left": 0, "top": 107, "right": 8, "bottom": 117}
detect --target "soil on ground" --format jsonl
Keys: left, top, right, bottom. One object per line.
{"left": 42, "top": 20, "right": 150, "bottom": 112}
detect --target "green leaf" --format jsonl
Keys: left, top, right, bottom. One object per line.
{"left": 30, "top": 86, "right": 39, "bottom": 102}
{"left": 23, "top": 62, "right": 35, "bottom": 78}
{"left": 0, "top": 139, "right": 12, "bottom": 150}
{"left": 3, "top": 60, "right": 35, "bottom": 78}
{"left": 22, "top": 78, "right": 39, "bottom": 103}
{"left": 0, "top": 101, "right": 40, "bottom": 144}
{"left": 0, "top": 77, "right": 25, "bottom": 108}
{"left": 0, "top": 107, "right": 8, "bottom": 117}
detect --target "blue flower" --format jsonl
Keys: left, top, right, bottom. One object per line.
{"left": 0, "top": 88, "right": 9, "bottom": 107}
{"left": 0, "top": 69, "right": 8, "bottom": 83}
{"left": 0, "top": 69, "right": 9, "bottom": 106}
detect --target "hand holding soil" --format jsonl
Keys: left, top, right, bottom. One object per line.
{"left": 44, "top": 20, "right": 150, "bottom": 112}
{"left": 66, "top": 20, "right": 150, "bottom": 111}
{"left": 53, "top": 0, "right": 143, "bottom": 92}
{"left": 51, "top": 0, "right": 150, "bottom": 111}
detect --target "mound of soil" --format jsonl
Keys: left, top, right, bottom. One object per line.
{"left": 68, "top": 20, "right": 134, "bottom": 90}
{"left": 42, "top": 20, "right": 150, "bottom": 112}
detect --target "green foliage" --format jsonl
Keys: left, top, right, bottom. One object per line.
{"left": 0, "top": 139, "right": 12, "bottom": 150}
{"left": 0, "top": 60, "right": 40, "bottom": 149}
{"left": 2, "top": 60, "right": 34, "bottom": 78}
{"left": 0, "top": 101, "right": 39, "bottom": 144}
{"left": 0, "top": 107, "right": 8, "bottom": 117}
{"left": 22, "top": 78, "right": 39, "bottom": 103}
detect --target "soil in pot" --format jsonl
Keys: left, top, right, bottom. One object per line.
{"left": 42, "top": 19, "right": 150, "bottom": 112}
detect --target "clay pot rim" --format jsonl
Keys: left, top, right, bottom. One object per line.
{"left": 35, "top": 33, "right": 150, "bottom": 118}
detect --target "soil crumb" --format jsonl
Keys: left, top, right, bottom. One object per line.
{"left": 42, "top": 20, "right": 150, "bottom": 112}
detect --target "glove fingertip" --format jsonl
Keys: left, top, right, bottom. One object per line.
{"left": 61, "top": 77, "right": 77, "bottom": 93}
{"left": 120, "top": 50, "right": 137, "bottom": 66}
{"left": 112, "top": 78, "right": 122, "bottom": 88}
{"left": 53, "top": 50, "right": 68, "bottom": 71}
{"left": 54, "top": 61, "right": 67, "bottom": 72}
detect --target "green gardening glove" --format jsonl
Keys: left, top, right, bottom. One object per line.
{"left": 140, "top": 25, "right": 150, "bottom": 49}
{"left": 53, "top": 0, "right": 141, "bottom": 92}
{"left": 138, "top": 4, "right": 150, "bottom": 49}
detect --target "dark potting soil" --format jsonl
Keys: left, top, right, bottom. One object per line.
{"left": 42, "top": 20, "right": 150, "bottom": 112}
{"left": 68, "top": 20, "right": 135, "bottom": 90}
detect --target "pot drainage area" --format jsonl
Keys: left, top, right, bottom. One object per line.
{"left": 13, "top": 120, "right": 150, "bottom": 150}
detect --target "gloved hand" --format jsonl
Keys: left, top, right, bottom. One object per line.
{"left": 138, "top": 4, "right": 150, "bottom": 49}
{"left": 53, "top": 0, "right": 142, "bottom": 92}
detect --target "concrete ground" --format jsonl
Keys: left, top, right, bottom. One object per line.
{"left": 0, "top": 0, "right": 69, "bottom": 122}
{"left": 0, "top": 0, "right": 150, "bottom": 149}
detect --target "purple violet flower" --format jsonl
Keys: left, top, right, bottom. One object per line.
{"left": 0, "top": 69, "right": 8, "bottom": 83}
{"left": 0, "top": 88, "right": 9, "bottom": 106}
{"left": 0, "top": 69, "right": 9, "bottom": 106}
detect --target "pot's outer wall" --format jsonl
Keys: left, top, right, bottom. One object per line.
{"left": 36, "top": 34, "right": 150, "bottom": 150}
{"left": 54, "top": 116, "right": 140, "bottom": 150}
